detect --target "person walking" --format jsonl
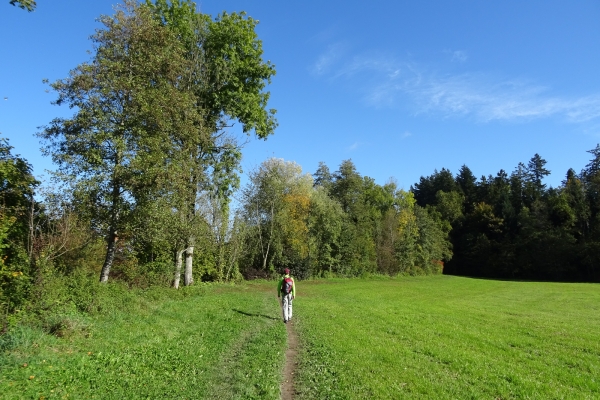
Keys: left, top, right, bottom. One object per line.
{"left": 277, "top": 268, "right": 296, "bottom": 323}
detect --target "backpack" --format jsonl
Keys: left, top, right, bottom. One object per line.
{"left": 282, "top": 277, "right": 293, "bottom": 295}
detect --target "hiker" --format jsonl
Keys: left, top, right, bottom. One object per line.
{"left": 277, "top": 268, "right": 296, "bottom": 323}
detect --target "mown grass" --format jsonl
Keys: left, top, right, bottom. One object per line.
{"left": 293, "top": 275, "right": 600, "bottom": 399}
{"left": 0, "top": 282, "right": 286, "bottom": 400}
{"left": 2, "top": 275, "right": 599, "bottom": 399}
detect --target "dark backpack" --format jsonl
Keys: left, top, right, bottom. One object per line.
{"left": 282, "top": 277, "right": 293, "bottom": 295}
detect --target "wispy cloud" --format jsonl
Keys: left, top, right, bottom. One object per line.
{"left": 401, "top": 131, "right": 412, "bottom": 139}
{"left": 311, "top": 43, "right": 347, "bottom": 76}
{"left": 332, "top": 53, "right": 399, "bottom": 79}
{"left": 446, "top": 49, "right": 468, "bottom": 63}
{"left": 409, "top": 75, "right": 600, "bottom": 122}
{"left": 347, "top": 142, "right": 360, "bottom": 151}
{"left": 310, "top": 48, "right": 600, "bottom": 124}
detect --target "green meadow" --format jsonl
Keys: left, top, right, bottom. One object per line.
{"left": 294, "top": 276, "right": 600, "bottom": 399}
{"left": 1, "top": 276, "right": 599, "bottom": 399}
{"left": 0, "top": 283, "right": 286, "bottom": 400}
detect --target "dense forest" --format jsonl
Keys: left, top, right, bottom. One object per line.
{"left": 413, "top": 150, "right": 600, "bottom": 282}
{"left": 1, "top": 0, "right": 600, "bottom": 331}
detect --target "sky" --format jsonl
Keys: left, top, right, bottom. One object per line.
{"left": 2, "top": 0, "right": 600, "bottom": 191}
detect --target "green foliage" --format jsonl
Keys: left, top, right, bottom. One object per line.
{"left": 307, "top": 187, "right": 343, "bottom": 276}
{"left": 39, "top": 0, "right": 198, "bottom": 282}
{"left": 0, "top": 137, "right": 38, "bottom": 325}
{"left": 239, "top": 158, "right": 450, "bottom": 279}
{"left": 415, "top": 148, "right": 600, "bottom": 281}
{"left": 0, "top": 246, "right": 30, "bottom": 322}
{"left": 241, "top": 158, "right": 313, "bottom": 277}
{"left": 8, "top": 0, "right": 35, "bottom": 12}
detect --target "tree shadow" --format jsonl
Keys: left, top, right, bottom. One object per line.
{"left": 232, "top": 309, "right": 279, "bottom": 321}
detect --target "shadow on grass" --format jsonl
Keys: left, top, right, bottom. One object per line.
{"left": 232, "top": 309, "right": 279, "bottom": 321}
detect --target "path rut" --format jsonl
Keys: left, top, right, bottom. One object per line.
{"left": 281, "top": 320, "right": 299, "bottom": 400}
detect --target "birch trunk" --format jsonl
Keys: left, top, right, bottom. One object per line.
{"left": 173, "top": 248, "right": 187, "bottom": 289}
{"left": 100, "top": 229, "right": 117, "bottom": 283}
{"left": 184, "top": 244, "right": 194, "bottom": 286}
{"left": 100, "top": 182, "right": 120, "bottom": 283}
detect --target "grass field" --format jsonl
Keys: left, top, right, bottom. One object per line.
{"left": 1, "top": 276, "right": 599, "bottom": 399}
{"left": 0, "top": 283, "right": 286, "bottom": 400}
{"left": 293, "top": 276, "right": 600, "bottom": 399}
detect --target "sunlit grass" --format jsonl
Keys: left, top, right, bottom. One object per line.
{"left": 293, "top": 276, "right": 600, "bottom": 399}
{"left": 0, "top": 282, "right": 286, "bottom": 400}
{"left": 2, "top": 276, "right": 599, "bottom": 399}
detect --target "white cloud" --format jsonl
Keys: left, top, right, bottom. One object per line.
{"left": 401, "top": 131, "right": 412, "bottom": 139}
{"left": 410, "top": 75, "right": 600, "bottom": 122}
{"left": 347, "top": 142, "right": 360, "bottom": 150}
{"left": 311, "top": 43, "right": 347, "bottom": 76}
{"left": 311, "top": 49, "right": 600, "bottom": 124}
{"left": 332, "top": 52, "right": 400, "bottom": 79}
{"left": 451, "top": 50, "right": 468, "bottom": 63}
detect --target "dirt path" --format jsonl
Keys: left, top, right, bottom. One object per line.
{"left": 281, "top": 320, "right": 299, "bottom": 400}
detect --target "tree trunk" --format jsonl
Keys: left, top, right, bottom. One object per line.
{"left": 100, "top": 229, "right": 117, "bottom": 283}
{"left": 100, "top": 182, "right": 120, "bottom": 283}
{"left": 184, "top": 244, "right": 194, "bottom": 286}
{"left": 173, "top": 248, "right": 187, "bottom": 289}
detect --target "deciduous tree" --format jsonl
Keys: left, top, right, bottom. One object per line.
{"left": 39, "top": 1, "right": 196, "bottom": 282}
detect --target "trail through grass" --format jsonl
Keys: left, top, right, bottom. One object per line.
{"left": 0, "top": 282, "right": 286, "bottom": 400}
{"left": 1, "top": 276, "right": 599, "bottom": 399}
{"left": 293, "top": 276, "right": 600, "bottom": 399}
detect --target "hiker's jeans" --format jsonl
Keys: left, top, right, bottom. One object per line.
{"left": 282, "top": 293, "right": 293, "bottom": 321}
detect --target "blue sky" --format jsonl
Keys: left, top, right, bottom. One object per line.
{"left": 2, "top": 0, "right": 600, "bottom": 190}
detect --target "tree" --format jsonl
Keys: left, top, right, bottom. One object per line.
{"left": 412, "top": 168, "right": 458, "bottom": 207}
{"left": 329, "top": 160, "right": 379, "bottom": 275}
{"left": 582, "top": 144, "right": 600, "bottom": 223}
{"left": 455, "top": 165, "right": 478, "bottom": 213}
{"left": 307, "top": 187, "right": 344, "bottom": 277}
{"left": 144, "top": 1, "right": 277, "bottom": 284}
{"left": 523, "top": 153, "right": 550, "bottom": 205}
{"left": 0, "top": 136, "right": 38, "bottom": 260}
{"left": 377, "top": 189, "right": 418, "bottom": 274}
{"left": 241, "top": 158, "right": 312, "bottom": 276}
{"left": 313, "top": 161, "right": 333, "bottom": 191}
{"left": 561, "top": 169, "right": 589, "bottom": 240}
{"left": 9, "top": 0, "right": 35, "bottom": 11}
{"left": 0, "top": 136, "right": 38, "bottom": 315}
{"left": 39, "top": 1, "right": 197, "bottom": 283}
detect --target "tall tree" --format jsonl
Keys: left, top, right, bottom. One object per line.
{"left": 582, "top": 144, "right": 600, "bottom": 222}
{"left": 0, "top": 136, "right": 38, "bottom": 314}
{"left": 524, "top": 153, "right": 550, "bottom": 205}
{"left": 313, "top": 161, "right": 333, "bottom": 191}
{"left": 145, "top": 1, "right": 277, "bottom": 284}
{"left": 241, "top": 158, "right": 312, "bottom": 275}
{"left": 307, "top": 187, "right": 344, "bottom": 276}
{"left": 39, "top": 1, "right": 197, "bottom": 282}
{"left": 455, "top": 165, "right": 478, "bottom": 213}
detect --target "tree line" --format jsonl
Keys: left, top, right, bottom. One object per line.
{"left": 2, "top": 0, "right": 599, "bottom": 330}
{"left": 238, "top": 158, "right": 450, "bottom": 280}
{"left": 413, "top": 151, "right": 600, "bottom": 281}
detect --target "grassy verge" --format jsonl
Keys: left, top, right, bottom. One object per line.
{"left": 293, "top": 275, "right": 600, "bottom": 399}
{"left": 0, "top": 281, "right": 286, "bottom": 400}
